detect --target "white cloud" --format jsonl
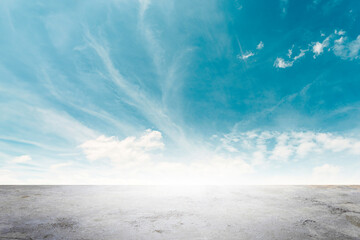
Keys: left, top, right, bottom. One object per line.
{"left": 274, "top": 57, "right": 293, "bottom": 68}
{"left": 12, "top": 155, "right": 31, "bottom": 163}
{"left": 270, "top": 145, "right": 293, "bottom": 161}
{"left": 293, "top": 49, "right": 307, "bottom": 60}
{"left": 312, "top": 36, "right": 330, "bottom": 57}
{"left": 238, "top": 52, "right": 254, "bottom": 60}
{"left": 296, "top": 141, "right": 316, "bottom": 157}
{"left": 4, "top": 128, "right": 360, "bottom": 185}
{"left": 312, "top": 42, "right": 324, "bottom": 56}
{"left": 287, "top": 48, "right": 293, "bottom": 58}
{"left": 220, "top": 130, "right": 360, "bottom": 164}
{"left": 281, "top": 30, "right": 360, "bottom": 62}
{"left": 251, "top": 151, "right": 265, "bottom": 166}
{"left": 274, "top": 29, "right": 360, "bottom": 66}
{"left": 5, "top": 129, "right": 360, "bottom": 185}
{"left": 77, "top": 129, "right": 254, "bottom": 184}
{"left": 315, "top": 133, "right": 353, "bottom": 152}
{"left": 333, "top": 35, "right": 360, "bottom": 60}
{"left": 237, "top": 41, "right": 264, "bottom": 62}
{"left": 80, "top": 129, "right": 164, "bottom": 164}
{"left": 268, "top": 133, "right": 293, "bottom": 161}
{"left": 335, "top": 29, "right": 346, "bottom": 36}
{"left": 50, "top": 162, "right": 73, "bottom": 170}
{"left": 350, "top": 142, "right": 360, "bottom": 155}
{"left": 256, "top": 41, "right": 264, "bottom": 50}
{"left": 313, "top": 164, "right": 340, "bottom": 176}
{"left": 274, "top": 48, "right": 307, "bottom": 69}
{"left": 334, "top": 36, "right": 345, "bottom": 44}
{"left": 302, "top": 31, "right": 359, "bottom": 60}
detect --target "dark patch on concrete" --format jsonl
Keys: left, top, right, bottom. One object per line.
{"left": 1, "top": 217, "right": 78, "bottom": 240}
{"left": 302, "top": 219, "right": 359, "bottom": 240}
{"left": 302, "top": 219, "right": 316, "bottom": 225}
{"left": 0, "top": 237, "right": 33, "bottom": 240}
{"left": 50, "top": 218, "right": 77, "bottom": 229}
{"left": 305, "top": 198, "right": 360, "bottom": 215}
{"left": 346, "top": 215, "right": 360, "bottom": 228}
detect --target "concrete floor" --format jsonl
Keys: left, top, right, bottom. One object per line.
{"left": 0, "top": 186, "right": 359, "bottom": 240}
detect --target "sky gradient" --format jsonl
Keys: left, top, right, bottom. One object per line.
{"left": 1, "top": 0, "right": 360, "bottom": 184}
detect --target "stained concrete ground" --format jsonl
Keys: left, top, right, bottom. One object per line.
{"left": 0, "top": 186, "right": 359, "bottom": 240}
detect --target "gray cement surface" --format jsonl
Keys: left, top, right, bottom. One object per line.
{"left": 0, "top": 186, "right": 360, "bottom": 240}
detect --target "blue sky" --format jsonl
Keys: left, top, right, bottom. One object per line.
{"left": 1, "top": 0, "right": 360, "bottom": 184}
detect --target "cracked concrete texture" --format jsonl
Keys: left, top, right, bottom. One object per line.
{"left": 0, "top": 186, "right": 359, "bottom": 240}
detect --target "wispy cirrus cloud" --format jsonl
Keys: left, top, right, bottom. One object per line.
{"left": 237, "top": 40, "right": 264, "bottom": 62}
{"left": 84, "top": 30, "right": 188, "bottom": 148}
{"left": 238, "top": 51, "right": 254, "bottom": 60}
